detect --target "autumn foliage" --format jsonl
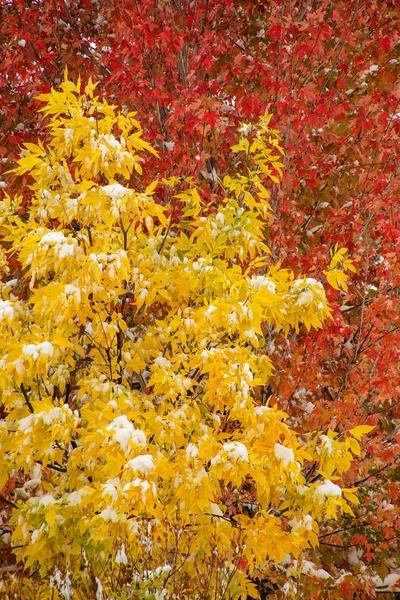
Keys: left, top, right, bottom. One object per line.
{"left": 0, "top": 0, "right": 400, "bottom": 598}
{"left": 0, "top": 73, "right": 366, "bottom": 599}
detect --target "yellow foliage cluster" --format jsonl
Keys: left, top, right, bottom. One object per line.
{"left": 0, "top": 75, "right": 370, "bottom": 600}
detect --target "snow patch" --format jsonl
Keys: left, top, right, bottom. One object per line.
{"left": 106, "top": 415, "right": 146, "bottom": 452}
{"left": 314, "top": 479, "right": 342, "bottom": 498}
{"left": 274, "top": 443, "right": 295, "bottom": 466}
{"left": 126, "top": 454, "right": 154, "bottom": 474}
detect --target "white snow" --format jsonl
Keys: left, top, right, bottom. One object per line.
{"left": 50, "top": 568, "right": 73, "bottom": 600}
{"left": 204, "top": 304, "right": 217, "bottom": 317}
{"left": 99, "top": 507, "right": 118, "bottom": 522}
{"left": 314, "top": 479, "right": 342, "bottom": 498}
{"left": 215, "top": 212, "right": 225, "bottom": 226}
{"left": 293, "top": 278, "right": 323, "bottom": 289}
{"left": 39, "top": 231, "right": 66, "bottom": 245}
{"left": 186, "top": 443, "right": 198, "bottom": 458}
{"left": 39, "top": 494, "right": 56, "bottom": 506}
{"left": 38, "top": 341, "right": 54, "bottom": 356}
{"left": 254, "top": 406, "right": 271, "bottom": 416}
{"left": 18, "top": 415, "right": 33, "bottom": 432}
{"left": 102, "top": 483, "right": 119, "bottom": 501}
{"left": 210, "top": 502, "right": 224, "bottom": 516}
{"left": 103, "top": 183, "right": 129, "bottom": 199}
{"left": 64, "top": 128, "right": 74, "bottom": 143}
{"left": 39, "top": 407, "right": 67, "bottom": 425}
{"left": 126, "top": 454, "right": 154, "bottom": 474}
{"left": 296, "top": 289, "right": 314, "bottom": 306}
{"left": 373, "top": 573, "right": 400, "bottom": 591}
{"left": 274, "top": 443, "right": 295, "bottom": 466}
{"left": 249, "top": 275, "right": 276, "bottom": 293}
{"left": 115, "top": 544, "right": 128, "bottom": 565}
{"left": 95, "top": 577, "right": 103, "bottom": 600}
{"left": 223, "top": 441, "right": 249, "bottom": 462}
{"left": 348, "top": 547, "right": 362, "bottom": 566}
{"left": 39, "top": 231, "right": 76, "bottom": 259}
{"left": 300, "top": 560, "right": 332, "bottom": 579}
{"left": 311, "top": 568, "right": 332, "bottom": 579}
{"left": 0, "top": 300, "right": 14, "bottom": 321}
{"left": 68, "top": 489, "right": 89, "bottom": 506}
{"left": 22, "top": 344, "right": 39, "bottom": 359}
{"left": 319, "top": 435, "right": 334, "bottom": 454}
{"left": 153, "top": 356, "right": 171, "bottom": 368}
{"left": 282, "top": 582, "right": 291, "bottom": 595}
{"left": 164, "top": 141, "right": 175, "bottom": 151}
{"left": 302, "top": 401, "right": 315, "bottom": 414}
{"left": 123, "top": 478, "right": 151, "bottom": 503}
{"left": 106, "top": 415, "right": 146, "bottom": 451}
{"left": 238, "top": 123, "right": 253, "bottom": 136}
{"left": 288, "top": 514, "right": 312, "bottom": 533}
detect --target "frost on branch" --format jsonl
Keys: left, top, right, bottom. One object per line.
{"left": 0, "top": 75, "right": 370, "bottom": 600}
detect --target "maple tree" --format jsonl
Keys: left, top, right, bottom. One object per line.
{"left": 0, "top": 0, "right": 399, "bottom": 598}
{"left": 0, "top": 75, "right": 366, "bottom": 599}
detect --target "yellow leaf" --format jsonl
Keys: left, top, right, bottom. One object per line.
{"left": 324, "top": 269, "right": 349, "bottom": 291}
{"left": 349, "top": 425, "right": 375, "bottom": 440}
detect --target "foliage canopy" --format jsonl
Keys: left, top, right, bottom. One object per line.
{"left": 0, "top": 76, "right": 368, "bottom": 599}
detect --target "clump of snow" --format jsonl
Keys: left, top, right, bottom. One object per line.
{"left": 299, "top": 560, "right": 332, "bottom": 579}
{"left": 314, "top": 479, "right": 342, "bottom": 498}
{"left": 238, "top": 123, "right": 253, "bottom": 136}
{"left": 223, "top": 441, "right": 249, "bottom": 462}
{"left": 288, "top": 514, "right": 312, "bottom": 533}
{"left": 115, "top": 544, "right": 128, "bottom": 565}
{"left": 123, "top": 478, "right": 152, "bottom": 503}
{"left": 23, "top": 341, "right": 54, "bottom": 360}
{"left": 373, "top": 573, "right": 400, "bottom": 592}
{"left": 274, "top": 443, "right": 295, "bottom": 466}
{"left": 95, "top": 577, "right": 103, "bottom": 600}
{"left": 64, "top": 128, "right": 74, "bottom": 143}
{"left": 0, "top": 300, "right": 14, "bottom": 321}
{"left": 68, "top": 489, "right": 89, "bottom": 506}
{"left": 348, "top": 547, "right": 363, "bottom": 566}
{"left": 39, "top": 494, "right": 56, "bottom": 506}
{"left": 106, "top": 415, "right": 146, "bottom": 451}
{"left": 292, "top": 279, "right": 324, "bottom": 306}
{"left": 215, "top": 212, "right": 225, "bottom": 226}
{"left": 210, "top": 502, "right": 224, "bottom": 516}
{"left": 39, "top": 231, "right": 66, "bottom": 245}
{"left": 186, "top": 443, "right": 198, "bottom": 458}
{"left": 204, "top": 304, "right": 217, "bottom": 318}
{"left": 282, "top": 582, "right": 291, "bottom": 595}
{"left": 18, "top": 415, "right": 33, "bottom": 432}
{"left": 311, "top": 568, "right": 332, "bottom": 579}
{"left": 319, "top": 435, "right": 334, "bottom": 454}
{"left": 254, "top": 406, "right": 271, "bottom": 416}
{"left": 292, "top": 278, "right": 323, "bottom": 289}
{"left": 99, "top": 507, "right": 118, "bottom": 522}
{"left": 103, "top": 183, "right": 129, "bottom": 199}
{"left": 50, "top": 568, "right": 73, "bottom": 600}
{"left": 39, "top": 231, "right": 76, "bottom": 259}
{"left": 126, "top": 454, "right": 154, "bottom": 474}
{"left": 296, "top": 289, "right": 314, "bottom": 306}
{"left": 249, "top": 275, "right": 276, "bottom": 293}
{"left": 39, "top": 341, "right": 54, "bottom": 356}
{"left": 153, "top": 356, "right": 171, "bottom": 369}
{"left": 301, "top": 401, "right": 315, "bottom": 414}
{"left": 164, "top": 141, "right": 175, "bottom": 152}
{"left": 102, "top": 482, "right": 119, "bottom": 501}
{"left": 39, "top": 406, "right": 68, "bottom": 425}
{"left": 211, "top": 441, "right": 249, "bottom": 466}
